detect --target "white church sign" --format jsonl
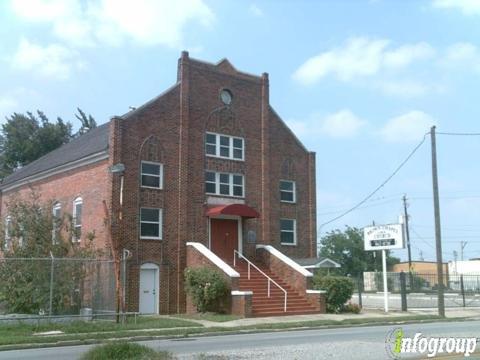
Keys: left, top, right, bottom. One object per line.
{"left": 364, "top": 224, "right": 404, "bottom": 251}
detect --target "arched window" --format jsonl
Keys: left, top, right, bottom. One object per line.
{"left": 4, "top": 216, "right": 11, "bottom": 250}
{"left": 72, "top": 198, "right": 82, "bottom": 242}
{"left": 52, "top": 202, "right": 62, "bottom": 244}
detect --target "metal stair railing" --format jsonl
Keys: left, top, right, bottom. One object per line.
{"left": 233, "top": 250, "right": 287, "bottom": 312}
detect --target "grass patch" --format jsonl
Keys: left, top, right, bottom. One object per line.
{"left": 174, "top": 313, "right": 241, "bottom": 322}
{"left": 80, "top": 343, "right": 173, "bottom": 360}
{"left": 0, "top": 314, "right": 455, "bottom": 348}
{"left": 0, "top": 315, "right": 201, "bottom": 346}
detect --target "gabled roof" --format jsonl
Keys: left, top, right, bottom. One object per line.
{"left": 1, "top": 123, "right": 110, "bottom": 189}
{"left": 294, "top": 257, "right": 341, "bottom": 269}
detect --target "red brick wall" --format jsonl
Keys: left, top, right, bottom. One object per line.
{"left": 1, "top": 160, "right": 111, "bottom": 253}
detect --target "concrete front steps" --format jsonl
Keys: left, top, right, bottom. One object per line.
{"left": 232, "top": 260, "right": 319, "bottom": 317}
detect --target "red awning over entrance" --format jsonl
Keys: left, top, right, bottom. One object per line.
{"left": 206, "top": 204, "right": 260, "bottom": 219}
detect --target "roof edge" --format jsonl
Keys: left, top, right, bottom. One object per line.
{"left": 1, "top": 151, "right": 109, "bottom": 193}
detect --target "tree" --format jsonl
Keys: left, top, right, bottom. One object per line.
{"left": 319, "top": 226, "right": 400, "bottom": 278}
{"left": 1, "top": 111, "right": 72, "bottom": 175}
{"left": 0, "top": 192, "right": 102, "bottom": 314}
{"left": 0, "top": 108, "right": 97, "bottom": 178}
{"left": 75, "top": 108, "right": 97, "bottom": 136}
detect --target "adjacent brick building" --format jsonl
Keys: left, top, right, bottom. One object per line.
{"left": 0, "top": 52, "right": 319, "bottom": 315}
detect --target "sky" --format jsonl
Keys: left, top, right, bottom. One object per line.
{"left": 1, "top": 0, "right": 480, "bottom": 263}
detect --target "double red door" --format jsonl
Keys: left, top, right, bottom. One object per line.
{"left": 210, "top": 219, "right": 238, "bottom": 261}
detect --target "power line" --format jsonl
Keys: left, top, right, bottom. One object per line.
{"left": 317, "top": 198, "right": 399, "bottom": 216}
{"left": 319, "top": 133, "right": 428, "bottom": 228}
{"left": 437, "top": 132, "right": 480, "bottom": 136}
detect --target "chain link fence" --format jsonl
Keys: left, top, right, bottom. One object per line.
{"left": 352, "top": 271, "right": 480, "bottom": 310}
{"left": 0, "top": 257, "right": 116, "bottom": 319}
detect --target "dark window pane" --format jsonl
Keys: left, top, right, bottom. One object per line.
{"left": 280, "top": 191, "right": 294, "bottom": 202}
{"left": 280, "top": 219, "right": 294, "bottom": 231}
{"left": 220, "top": 184, "right": 230, "bottom": 195}
{"left": 281, "top": 231, "right": 294, "bottom": 244}
{"left": 233, "top": 175, "right": 243, "bottom": 185}
{"left": 219, "top": 173, "right": 229, "bottom": 184}
{"left": 142, "top": 175, "right": 160, "bottom": 188}
{"left": 280, "top": 181, "right": 293, "bottom": 191}
{"left": 233, "top": 186, "right": 243, "bottom": 197}
{"left": 233, "top": 148, "right": 243, "bottom": 159}
{"left": 206, "top": 133, "right": 216, "bottom": 144}
{"left": 220, "top": 146, "right": 229, "bottom": 157}
{"left": 206, "top": 144, "right": 216, "bottom": 155}
{"left": 141, "top": 223, "right": 159, "bottom": 238}
{"left": 205, "top": 182, "right": 216, "bottom": 194}
{"left": 142, "top": 163, "right": 160, "bottom": 175}
{"left": 74, "top": 226, "right": 82, "bottom": 240}
{"left": 205, "top": 171, "right": 216, "bottom": 182}
{"left": 75, "top": 204, "right": 82, "bottom": 225}
{"left": 233, "top": 138, "right": 243, "bottom": 148}
{"left": 220, "top": 136, "right": 229, "bottom": 146}
{"left": 141, "top": 208, "right": 159, "bottom": 222}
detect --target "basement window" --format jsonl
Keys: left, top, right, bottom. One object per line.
{"left": 280, "top": 180, "right": 296, "bottom": 203}
{"left": 140, "top": 208, "right": 163, "bottom": 240}
{"left": 141, "top": 161, "right": 163, "bottom": 189}
{"left": 280, "top": 219, "right": 296, "bottom": 246}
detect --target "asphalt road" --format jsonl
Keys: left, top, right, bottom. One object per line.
{"left": 1, "top": 320, "right": 479, "bottom": 359}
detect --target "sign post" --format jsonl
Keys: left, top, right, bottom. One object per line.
{"left": 382, "top": 249, "right": 388, "bottom": 313}
{"left": 364, "top": 224, "right": 405, "bottom": 313}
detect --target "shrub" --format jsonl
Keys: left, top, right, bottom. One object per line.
{"left": 343, "top": 302, "right": 361, "bottom": 314}
{"left": 81, "top": 343, "right": 173, "bottom": 360}
{"left": 313, "top": 275, "right": 354, "bottom": 313}
{"left": 184, "top": 267, "right": 230, "bottom": 313}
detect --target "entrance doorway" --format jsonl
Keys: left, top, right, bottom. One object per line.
{"left": 139, "top": 263, "right": 159, "bottom": 314}
{"left": 210, "top": 218, "right": 239, "bottom": 261}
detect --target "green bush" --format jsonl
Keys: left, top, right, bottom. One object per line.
{"left": 81, "top": 343, "right": 173, "bottom": 360}
{"left": 313, "top": 275, "right": 354, "bottom": 313}
{"left": 343, "top": 302, "right": 361, "bottom": 314}
{"left": 184, "top": 267, "right": 230, "bottom": 313}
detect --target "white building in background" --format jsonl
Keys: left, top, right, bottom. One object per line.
{"left": 448, "top": 259, "right": 480, "bottom": 291}
{"left": 448, "top": 259, "right": 480, "bottom": 275}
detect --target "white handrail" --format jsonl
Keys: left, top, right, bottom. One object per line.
{"left": 234, "top": 250, "right": 287, "bottom": 312}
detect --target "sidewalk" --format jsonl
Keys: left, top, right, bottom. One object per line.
{"left": 171, "top": 308, "right": 480, "bottom": 328}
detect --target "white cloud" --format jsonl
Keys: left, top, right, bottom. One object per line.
{"left": 442, "top": 42, "right": 480, "bottom": 73}
{"left": 320, "top": 110, "right": 366, "bottom": 138}
{"left": 383, "top": 42, "right": 435, "bottom": 68}
{"left": 432, "top": 0, "right": 480, "bottom": 15}
{"left": 11, "top": 38, "right": 84, "bottom": 80}
{"left": 287, "top": 109, "right": 366, "bottom": 140}
{"left": 9, "top": 0, "right": 214, "bottom": 48}
{"left": 379, "top": 110, "right": 436, "bottom": 143}
{"left": 249, "top": 4, "right": 263, "bottom": 17}
{"left": 293, "top": 37, "right": 435, "bottom": 85}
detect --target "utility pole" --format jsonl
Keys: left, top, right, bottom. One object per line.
{"left": 419, "top": 250, "right": 424, "bottom": 261}
{"left": 430, "top": 126, "right": 445, "bottom": 318}
{"left": 460, "top": 241, "right": 468, "bottom": 261}
{"left": 402, "top": 195, "right": 413, "bottom": 288}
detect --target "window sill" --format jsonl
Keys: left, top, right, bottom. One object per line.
{"left": 280, "top": 242, "right": 297, "bottom": 246}
{"left": 206, "top": 193, "right": 245, "bottom": 199}
{"left": 280, "top": 200, "right": 296, "bottom": 204}
{"left": 140, "top": 237, "right": 163, "bottom": 240}
{"left": 141, "top": 186, "right": 164, "bottom": 190}
{"left": 206, "top": 154, "right": 245, "bottom": 162}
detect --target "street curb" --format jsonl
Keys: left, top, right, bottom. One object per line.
{"left": 0, "top": 316, "right": 473, "bottom": 352}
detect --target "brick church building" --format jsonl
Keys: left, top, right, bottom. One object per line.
{"left": 0, "top": 52, "right": 324, "bottom": 316}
